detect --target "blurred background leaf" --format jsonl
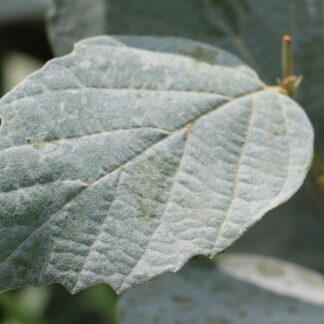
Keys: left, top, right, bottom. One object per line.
{"left": 2, "top": 52, "right": 43, "bottom": 93}
{"left": 0, "top": 0, "right": 49, "bottom": 26}
{"left": 0, "top": 286, "right": 50, "bottom": 324}
{"left": 119, "top": 253, "right": 324, "bottom": 324}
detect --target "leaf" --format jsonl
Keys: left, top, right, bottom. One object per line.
{"left": 47, "top": 0, "right": 324, "bottom": 137}
{"left": 48, "top": 0, "right": 324, "bottom": 272}
{"left": 233, "top": 183, "right": 324, "bottom": 272}
{"left": 119, "top": 254, "right": 324, "bottom": 324}
{"left": 0, "top": 36, "right": 313, "bottom": 294}
{"left": 48, "top": 0, "right": 241, "bottom": 57}
{"left": 0, "top": 0, "right": 49, "bottom": 25}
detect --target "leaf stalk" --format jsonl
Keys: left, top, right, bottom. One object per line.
{"left": 277, "top": 35, "right": 303, "bottom": 99}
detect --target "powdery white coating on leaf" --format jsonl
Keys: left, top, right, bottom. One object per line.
{"left": 119, "top": 254, "right": 324, "bottom": 324}
{"left": 0, "top": 36, "right": 313, "bottom": 294}
{"left": 48, "top": 0, "right": 324, "bottom": 275}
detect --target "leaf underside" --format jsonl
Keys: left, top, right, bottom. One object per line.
{"left": 0, "top": 36, "right": 313, "bottom": 294}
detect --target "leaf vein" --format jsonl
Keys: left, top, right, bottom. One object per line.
{"left": 213, "top": 94, "right": 255, "bottom": 250}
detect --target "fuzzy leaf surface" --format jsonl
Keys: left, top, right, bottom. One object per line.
{"left": 48, "top": 0, "right": 324, "bottom": 144}
{"left": 48, "top": 0, "right": 324, "bottom": 271}
{"left": 0, "top": 36, "right": 313, "bottom": 293}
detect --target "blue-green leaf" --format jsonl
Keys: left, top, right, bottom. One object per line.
{"left": 0, "top": 36, "right": 313, "bottom": 293}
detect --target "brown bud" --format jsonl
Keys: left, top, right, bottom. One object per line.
{"left": 283, "top": 75, "right": 297, "bottom": 88}
{"left": 282, "top": 35, "right": 292, "bottom": 44}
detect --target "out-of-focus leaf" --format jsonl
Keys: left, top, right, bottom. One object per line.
{"left": 0, "top": 36, "right": 313, "bottom": 293}
{"left": 0, "top": 53, "right": 4, "bottom": 98}
{"left": 3, "top": 52, "right": 44, "bottom": 93}
{"left": 0, "top": 287, "right": 49, "bottom": 324}
{"left": 0, "top": 0, "right": 49, "bottom": 25}
{"left": 15, "top": 286, "right": 51, "bottom": 315}
{"left": 233, "top": 184, "right": 324, "bottom": 272}
{"left": 119, "top": 253, "right": 324, "bottom": 324}
{"left": 82, "top": 285, "right": 118, "bottom": 324}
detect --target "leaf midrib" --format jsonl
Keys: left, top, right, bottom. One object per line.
{"left": 2, "top": 86, "right": 232, "bottom": 106}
